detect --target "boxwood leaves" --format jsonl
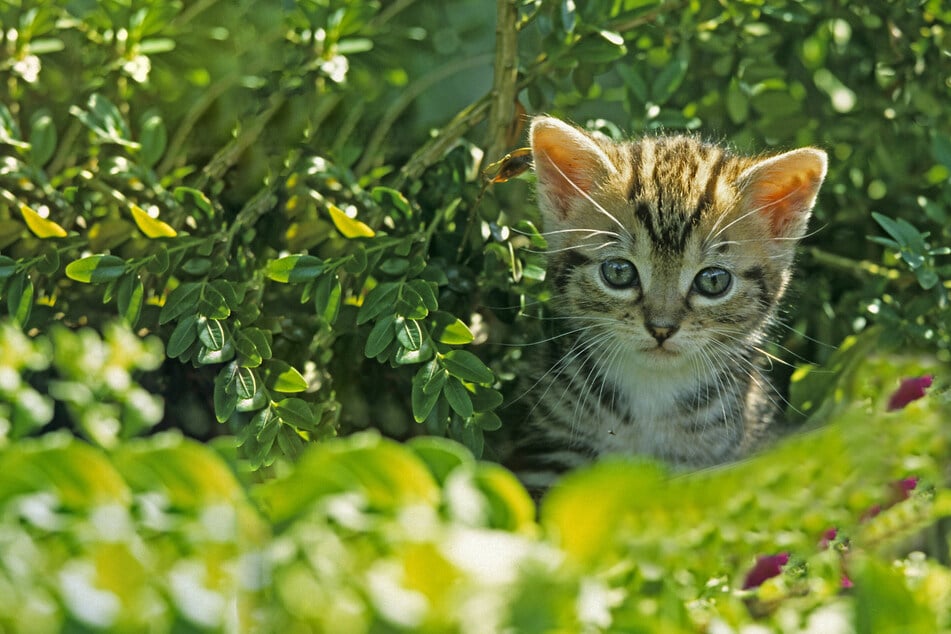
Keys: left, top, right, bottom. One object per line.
{"left": 66, "top": 255, "right": 127, "bottom": 283}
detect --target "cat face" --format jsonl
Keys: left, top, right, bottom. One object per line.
{"left": 530, "top": 116, "right": 827, "bottom": 369}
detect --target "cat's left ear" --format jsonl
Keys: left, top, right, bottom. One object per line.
{"left": 739, "top": 148, "right": 827, "bottom": 240}
{"left": 530, "top": 116, "right": 616, "bottom": 220}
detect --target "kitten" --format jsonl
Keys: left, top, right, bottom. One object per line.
{"left": 509, "top": 116, "right": 827, "bottom": 494}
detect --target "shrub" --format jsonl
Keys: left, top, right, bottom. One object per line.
{"left": 0, "top": 0, "right": 949, "bottom": 631}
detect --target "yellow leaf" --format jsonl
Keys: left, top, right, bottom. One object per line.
{"left": 20, "top": 204, "right": 67, "bottom": 238}
{"left": 328, "top": 203, "right": 374, "bottom": 238}
{"left": 130, "top": 204, "right": 177, "bottom": 238}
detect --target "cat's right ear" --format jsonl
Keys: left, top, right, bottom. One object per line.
{"left": 530, "top": 117, "right": 614, "bottom": 220}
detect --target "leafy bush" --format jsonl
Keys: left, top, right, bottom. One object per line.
{"left": 0, "top": 0, "right": 949, "bottom": 631}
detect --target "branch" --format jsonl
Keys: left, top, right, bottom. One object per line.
{"left": 484, "top": 0, "right": 521, "bottom": 164}
{"left": 355, "top": 54, "right": 493, "bottom": 177}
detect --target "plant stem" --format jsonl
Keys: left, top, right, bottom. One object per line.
{"left": 484, "top": 0, "right": 520, "bottom": 165}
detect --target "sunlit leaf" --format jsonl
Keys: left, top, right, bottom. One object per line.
{"left": 328, "top": 203, "right": 374, "bottom": 238}
{"left": 20, "top": 204, "right": 66, "bottom": 238}
{"left": 130, "top": 204, "right": 176, "bottom": 238}
{"left": 65, "top": 255, "right": 126, "bottom": 283}
{"left": 266, "top": 360, "right": 309, "bottom": 393}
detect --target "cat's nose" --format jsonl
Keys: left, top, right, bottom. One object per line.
{"left": 646, "top": 322, "right": 679, "bottom": 344}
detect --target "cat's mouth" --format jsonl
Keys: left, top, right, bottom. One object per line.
{"left": 642, "top": 344, "right": 681, "bottom": 357}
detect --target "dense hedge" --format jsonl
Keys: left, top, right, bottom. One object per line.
{"left": 1, "top": 0, "right": 949, "bottom": 632}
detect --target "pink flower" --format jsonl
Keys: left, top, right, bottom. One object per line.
{"left": 891, "top": 476, "right": 919, "bottom": 502}
{"left": 819, "top": 527, "right": 838, "bottom": 549}
{"left": 742, "top": 553, "right": 790, "bottom": 589}
{"left": 887, "top": 376, "right": 934, "bottom": 411}
{"left": 840, "top": 575, "right": 854, "bottom": 589}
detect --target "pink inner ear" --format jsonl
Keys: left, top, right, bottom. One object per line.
{"left": 754, "top": 170, "right": 822, "bottom": 237}
{"left": 533, "top": 141, "right": 597, "bottom": 207}
{"left": 741, "top": 147, "right": 826, "bottom": 240}
{"left": 531, "top": 119, "right": 611, "bottom": 218}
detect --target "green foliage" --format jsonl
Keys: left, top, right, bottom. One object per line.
{"left": 1, "top": 324, "right": 948, "bottom": 632}
{"left": 1, "top": 0, "right": 950, "bottom": 630}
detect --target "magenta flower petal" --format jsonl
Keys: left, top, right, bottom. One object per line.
{"left": 891, "top": 476, "right": 919, "bottom": 501}
{"left": 742, "top": 553, "right": 790, "bottom": 590}
{"left": 887, "top": 375, "right": 934, "bottom": 411}
{"left": 840, "top": 575, "right": 853, "bottom": 589}
{"left": 819, "top": 527, "right": 838, "bottom": 549}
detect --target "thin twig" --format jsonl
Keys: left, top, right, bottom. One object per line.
{"left": 355, "top": 53, "right": 493, "bottom": 177}
{"left": 157, "top": 73, "right": 237, "bottom": 177}
{"left": 198, "top": 93, "right": 286, "bottom": 186}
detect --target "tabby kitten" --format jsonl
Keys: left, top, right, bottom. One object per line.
{"left": 510, "top": 116, "right": 827, "bottom": 493}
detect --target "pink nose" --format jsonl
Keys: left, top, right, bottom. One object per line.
{"left": 646, "top": 323, "right": 678, "bottom": 344}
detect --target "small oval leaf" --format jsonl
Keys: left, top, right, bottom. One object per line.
{"left": 131, "top": 204, "right": 177, "bottom": 238}
{"left": 65, "top": 255, "right": 126, "bottom": 283}
{"left": 328, "top": 203, "right": 375, "bottom": 238}
{"left": 441, "top": 350, "right": 494, "bottom": 384}
{"left": 20, "top": 204, "right": 67, "bottom": 238}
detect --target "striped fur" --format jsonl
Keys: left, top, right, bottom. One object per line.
{"left": 508, "top": 117, "right": 826, "bottom": 494}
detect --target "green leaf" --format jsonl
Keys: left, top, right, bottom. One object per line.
{"left": 71, "top": 93, "right": 136, "bottom": 147}
{"left": 854, "top": 557, "right": 935, "bottom": 634}
{"left": 234, "top": 331, "right": 263, "bottom": 367}
{"left": 471, "top": 462, "right": 535, "bottom": 532}
{"left": 266, "top": 254, "right": 326, "bottom": 283}
{"left": 441, "top": 350, "right": 493, "bottom": 384}
{"left": 138, "top": 38, "right": 176, "bottom": 54}
{"left": 396, "top": 283, "right": 429, "bottom": 320}
{"left": 314, "top": 274, "right": 342, "bottom": 324}
{"left": 29, "top": 111, "right": 56, "bottom": 166}
{"left": 725, "top": 78, "right": 749, "bottom": 124}
{"left": 198, "top": 284, "right": 231, "bottom": 319}
{"left": 437, "top": 317, "right": 474, "bottom": 345}
{"left": 7, "top": 272, "right": 33, "bottom": 327}
{"left": 198, "top": 316, "right": 227, "bottom": 351}
{"left": 65, "top": 255, "right": 126, "bottom": 283}
{"left": 408, "top": 279, "right": 438, "bottom": 311}
{"left": 412, "top": 364, "right": 443, "bottom": 423}
{"left": 196, "top": 337, "right": 235, "bottom": 365}
{"left": 159, "top": 282, "right": 200, "bottom": 324}
{"left": 166, "top": 313, "right": 199, "bottom": 358}
{"left": 443, "top": 377, "right": 473, "bottom": 419}
{"left": 618, "top": 65, "right": 649, "bottom": 104}
{"left": 474, "top": 411, "right": 502, "bottom": 431}
{"left": 117, "top": 273, "right": 144, "bottom": 326}
{"left": 234, "top": 367, "right": 257, "bottom": 401}
{"left": 365, "top": 314, "right": 397, "bottom": 358}
{"left": 470, "top": 386, "right": 503, "bottom": 412}
{"left": 371, "top": 186, "right": 411, "bottom": 215}
{"left": 357, "top": 282, "right": 400, "bottom": 325}
{"left": 243, "top": 328, "right": 273, "bottom": 361}
{"left": 396, "top": 316, "right": 424, "bottom": 351}
{"left": 651, "top": 51, "right": 689, "bottom": 104}
{"left": 213, "top": 364, "right": 238, "bottom": 423}
{"left": 0, "top": 256, "right": 17, "bottom": 279}
{"left": 266, "top": 360, "right": 309, "bottom": 393}
{"left": 35, "top": 248, "right": 59, "bottom": 275}
{"left": 276, "top": 426, "right": 306, "bottom": 460}
{"left": 173, "top": 187, "right": 213, "bottom": 215}
{"left": 379, "top": 257, "right": 409, "bottom": 276}
{"left": 561, "top": 0, "right": 576, "bottom": 33}
{"left": 274, "top": 398, "right": 318, "bottom": 432}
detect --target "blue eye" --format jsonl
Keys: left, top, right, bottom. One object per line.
{"left": 600, "top": 259, "right": 639, "bottom": 288}
{"left": 693, "top": 267, "right": 732, "bottom": 297}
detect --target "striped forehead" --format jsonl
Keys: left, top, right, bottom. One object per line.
{"left": 625, "top": 136, "right": 742, "bottom": 253}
